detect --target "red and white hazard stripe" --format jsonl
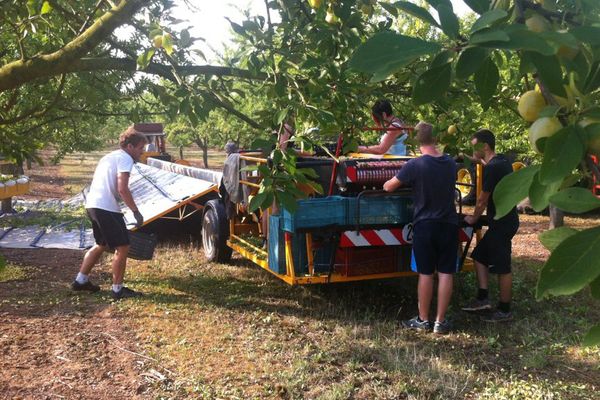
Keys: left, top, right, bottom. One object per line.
{"left": 340, "top": 226, "right": 412, "bottom": 247}
{"left": 340, "top": 225, "right": 474, "bottom": 247}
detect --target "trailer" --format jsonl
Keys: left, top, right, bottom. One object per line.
{"left": 194, "top": 152, "right": 482, "bottom": 286}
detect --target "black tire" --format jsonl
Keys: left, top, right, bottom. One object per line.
{"left": 202, "top": 199, "right": 232, "bottom": 263}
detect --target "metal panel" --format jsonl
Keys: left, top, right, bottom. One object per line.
{"left": 122, "top": 162, "right": 218, "bottom": 228}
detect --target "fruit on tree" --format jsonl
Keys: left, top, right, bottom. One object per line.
{"left": 518, "top": 90, "right": 546, "bottom": 122}
{"left": 525, "top": 15, "right": 550, "bottom": 33}
{"left": 447, "top": 124, "right": 457, "bottom": 135}
{"left": 361, "top": 4, "right": 373, "bottom": 15}
{"left": 153, "top": 35, "right": 163, "bottom": 48}
{"left": 326, "top": 5, "right": 339, "bottom": 24}
{"left": 528, "top": 117, "right": 562, "bottom": 153}
{"left": 308, "top": 0, "right": 322, "bottom": 9}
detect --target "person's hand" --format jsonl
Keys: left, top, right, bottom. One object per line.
{"left": 133, "top": 210, "right": 144, "bottom": 227}
{"left": 464, "top": 215, "right": 478, "bottom": 226}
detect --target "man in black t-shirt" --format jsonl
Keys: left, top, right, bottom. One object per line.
{"left": 463, "top": 129, "right": 519, "bottom": 322}
{"left": 384, "top": 122, "right": 458, "bottom": 334}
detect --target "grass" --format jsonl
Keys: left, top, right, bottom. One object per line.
{"left": 112, "top": 247, "right": 599, "bottom": 399}
{"left": 11, "top": 147, "right": 600, "bottom": 398}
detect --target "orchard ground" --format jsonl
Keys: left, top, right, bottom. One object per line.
{"left": 0, "top": 147, "right": 598, "bottom": 399}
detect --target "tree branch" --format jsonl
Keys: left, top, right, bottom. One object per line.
{"left": 0, "top": 0, "right": 147, "bottom": 92}
{"left": 68, "top": 57, "right": 268, "bottom": 81}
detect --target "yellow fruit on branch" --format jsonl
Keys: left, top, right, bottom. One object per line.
{"left": 308, "top": 0, "right": 322, "bottom": 9}
{"left": 528, "top": 117, "right": 562, "bottom": 153}
{"left": 447, "top": 124, "right": 457, "bottom": 135}
{"left": 518, "top": 90, "right": 546, "bottom": 122}
{"left": 525, "top": 15, "right": 550, "bottom": 33}
{"left": 152, "top": 35, "right": 163, "bottom": 48}
{"left": 361, "top": 4, "right": 373, "bottom": 15}
{"left": 325, "top": 5, "right": 339, "bottom": 24}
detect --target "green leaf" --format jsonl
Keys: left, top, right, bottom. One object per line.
{"left": 470, "top": 9, "right": 508, "bottom": 33}
{"left": 136, "top": 48, "right": 155, "bottom": 70}
{"left": 412, "top": 62, "right": 452, "bottom": 105}
{"left": 278, "top": 191, "right": 298, "bottom": 213}
{"left": 527, "top": 52, "right": 566, "bottom": 97}
{"left": 394, "top": 1, "right": 440, "bottom": 27}
{"left": 275, "top": 108, "right": 289, "bottom": 125}
{"left": 538, "top": 105, "right": 561, "bottom": 118}
{"left": 380, "top": 2, "right": 399, "bottom": 17}
{"left": 40, "top": 1, "right": 52, "bottom": 14}
{"left": 591, "top": 276, "right": 600, "bottom": 300}
{"left": 474, "top": 57, "right": 499, "bottom": 108}
{"left": 583, "top": 324, "right": 600, "bottom": 347}
{"left": 538, "top": 226, "right": 577, "bottom": 252}
{"left": 478, "top": 26, "right": 555, "bottom": 56}
{"left": 462, "top": 0, "right": 490, "bottom": 14}
{"left": 455, "top": 47, "right": 489, "bottom": 80}
{"left": 162, "top": 33, "right": 174, "bottom": 55}
{"left": 249, "top": 191, "right": 268, "bottom": 212}
{"left": 528, "top": 171, "right": 562, "bottom": 212}
{"left": 570, "top": 26, "right": 600, "bottom": 47}
{"left": 436, "top": 4, "right": 460, "bottom": 39}
{"left": 493, "top": 165, "right": 540, "bottom": 219}
{"left": 539, "top": 126, "right": 584, "bottom": 184}
{"left": 549, "top": 187, "right": 600, "bottom": 213}
{"left": 537, "top": 225, "right": 600, "bottom": 299}
{"left": 251, "top": 138, "right": 272, "bottom": 151}
{"left": 583, "top": 61, "right": 600, "bottom": 95}
{"left": 425, "top": 0, "right": 452, "bottom": 8}
{"left": 469, "top": 28, "right": 510, "bottom": 45}
{"left": 349, "top": 32, "right": 441, "bottom": 82}
{"left": 583, "top": 107, "right": 600, "bottom": 120}
{"left": 430, "top": 50, "right": 453, "bottom": 68}
{"left": 179, "top": 29, "right": 192, "bottom": 47}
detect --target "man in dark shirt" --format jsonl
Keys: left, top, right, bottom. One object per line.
{"left": 384, "top": 122, "right": 458, "bottom": 334}
{"left": 463, "top": 129, "right": 519, "bottom": 322}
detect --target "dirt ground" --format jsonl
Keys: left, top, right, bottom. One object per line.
{"left": 1, "top": 156, "right": 158, "bottom": 399}
{"left": 0, "top": 153, "right": 576, "bottom": 399}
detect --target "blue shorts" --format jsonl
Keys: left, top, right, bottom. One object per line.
{"left": 411, "top": 220, "right": 459, "bottom": 275}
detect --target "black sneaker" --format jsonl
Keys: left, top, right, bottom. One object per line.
{"left": 461, "top": 298, "right": 492, "bottom": 312}
{"left": 401, "top": 316, "right": 432, "bottom": 331}
{"left": 433, "top": 320, "right": 451, "bottom": 335}
{"left": 481, "top": 310, "right": 513, "bottom": 323}
{"left": 71, "top": 280, "right": 100, "bottom": 293}
{"left": 112, "top": 286, "right": 143, "bottom": 300}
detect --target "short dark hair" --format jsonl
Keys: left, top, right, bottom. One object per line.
{"left": 415, "top": 121, "right": 434, "bottom": 145}
{"left": 473, "top": 129, "right": 495, "bottom": 151}
{"left": 119, "top": 126, "right": 148, "bottom": 148}
{"left": 371, "top": 99, "right": 393, "bottom": 122}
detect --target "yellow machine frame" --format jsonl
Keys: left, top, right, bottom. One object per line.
{"left": 223, "top": 153, "right": 479, "bottom": 286}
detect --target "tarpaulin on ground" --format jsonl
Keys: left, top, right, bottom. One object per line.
{"left": 0, "top": 162, "right": 219, "bottom": 250}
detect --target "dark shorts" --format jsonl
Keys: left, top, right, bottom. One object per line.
{"left": 87, "top": 208, "right": 129, "bottom": 249}
{"left": 411, "top": 220, "right": 459, "bottom": 275}
{"left": 471, "top": 224, "right": 518, "bottom": 274}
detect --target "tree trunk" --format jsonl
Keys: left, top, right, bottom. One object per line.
{"left": 194, "top": 139, "right": 209, "bottom": 168}
{"left": 0, "top": 163, "right": 17, "bottom": 214}
{"left": 179, "top": 146, "right": 184, "bottom": 160}
{"left": 549, "top": 205, "right": 564, "bottom": 229}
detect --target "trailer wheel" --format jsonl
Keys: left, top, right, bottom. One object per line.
{"left": 202, "top": 200, "right": 232, "bottom": 263}
{"left": 456, "top": 164, "right": 476, "bottom": 205}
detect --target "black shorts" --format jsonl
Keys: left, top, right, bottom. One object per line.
{"left": 87, "top": 208, "right": 130, "bottom": 249}
{"left": 411, "top": 220, "right": 459, "bottom": 275}
{"left": 471, "top": 224, "right": 518, "bottom": 274}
